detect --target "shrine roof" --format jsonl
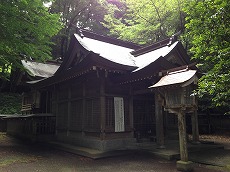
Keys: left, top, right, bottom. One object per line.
{"left": 25, "top": 31, "right": 191, "bottom": 87}
{"left": 80, "top": 30, "right": 141, "bottom": 49}
{"left": 74, "top": 30, "right": 180, "bottom": 70}
{"left": 149, "top": 69, "right": 197, "bottom": 88}
{"left": 74, "top": 33, "right": 137, "bottom": 67}
{"left": 133, "top": 41, "right": 178, "bottom": 72}
{"left": 22, "top": 60, "right": 60, "bottom": 78}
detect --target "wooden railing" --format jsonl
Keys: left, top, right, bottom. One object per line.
{"left": 21, "top": 104, "right": 33, "bottom": 114}
{"left": 36, "top": 117, "right": 56, "bottom": 134}
{"left": 23, "top": 116, "right": 56, "bottom": 135}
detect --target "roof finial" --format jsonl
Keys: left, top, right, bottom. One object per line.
{"left": 70, "top": 23, "right": 84, "bottom": 38}
{"left": 167, "top": 30, "right": 181, "bottom": 46}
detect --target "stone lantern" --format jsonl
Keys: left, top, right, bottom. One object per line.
{"left": 149, "top": 68, "right": 198, "bottom": 172}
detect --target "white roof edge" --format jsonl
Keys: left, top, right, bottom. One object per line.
{"left": 74, "top": 33, "right": 137, "bottom": 67}
{"left": 149, "top": 70, "right": 197, "bottom": 88}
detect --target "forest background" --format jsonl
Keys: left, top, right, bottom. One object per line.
{"left": 0, "top": 0, "right": 229, "bottom": 114}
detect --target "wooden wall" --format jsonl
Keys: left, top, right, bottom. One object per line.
{"left": 53, "top": 71, "right": 133, "bottom": 140}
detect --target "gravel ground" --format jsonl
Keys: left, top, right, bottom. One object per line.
{"left": 199, "top": 132, "right": 230, "bottom": 150}
{"left": 0, "top": 133, "right": 229, "bottom": 172}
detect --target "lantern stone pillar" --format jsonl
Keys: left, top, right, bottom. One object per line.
{"left": 177, "top": 110, "right": 188, "bottom": 161}
{"left": 191, "top": 110, "right": 199, "bottom": 143}
{"left": 155, "top": 92, "right": 165, "bottom": 148}
{"left": 176, "top": 110, "right": 194, "bottom": 171}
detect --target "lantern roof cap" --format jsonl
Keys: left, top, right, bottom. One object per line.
{"left": 149, "top": 69, "right": 197, "bottom": 88}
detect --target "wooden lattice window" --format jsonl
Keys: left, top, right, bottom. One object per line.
{"left": 58, "top": 85, "right": 68, "bottom": 100}
{"left": 133, "top": 98, "right": 155, "bottom": 135}
{"left": 57, "top": 102, "right": 68, "bottom": 130}
{"left": 165, "top": 86, "right": 196, "bottom": 108}
{"left": 69, "top": 100, "right": 83, "bottom": 131}
{"left": 106, "top": 97, "right": 115, "bottom": 129}
{"left": 85, "top": 98, "right": 100, "bottom": 131}
{"left": 71, "top": 84, "right": 83, "bottom": 98}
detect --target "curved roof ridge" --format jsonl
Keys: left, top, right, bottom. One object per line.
{"left": 80, "top": 29, "right": 142, "bottom": 49}
{"left": 74, "top": 34, "right": 137, "bottom": 67}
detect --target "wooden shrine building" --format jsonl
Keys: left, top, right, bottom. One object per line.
{"left": 10, "top": 30, "right": 199, "bottom": 152}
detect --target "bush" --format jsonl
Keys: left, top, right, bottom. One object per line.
{"left": 0, "top": 93, "right": 21, "bottom": 114}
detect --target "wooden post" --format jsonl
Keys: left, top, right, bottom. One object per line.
{"left": 191, "top": 110, "right": 199, "bottom": 143}
{"left": 100, "top": 72, "right": 106, "bottom": 139}
{"left": 129, "top": 85, "right": 134, "bottom": 135}
{"left": 177, "top": 109, "right": 194, "bottom": 171}
{"left": 82, "top": 82, "right": 86, "bottom": 135}
{"left": 46, "top": 91, "right": 48, "bottom": 113}
{"left": 55, "top": 85, "right": 59, "bottom": 135}
{"left": 177, "top": 110, "right": 188, "bottom": 162}
{"left": 67, "top": 86, "right": 71, "bottom": 136}
{"left": 155, "top": 92, "right": 165, "bottom": 148}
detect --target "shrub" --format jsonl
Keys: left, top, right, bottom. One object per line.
{"left": 0, "top": 93, "right": 21, "bottom": 114}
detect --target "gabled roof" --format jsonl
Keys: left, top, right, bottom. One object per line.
{"left": 133, "top": 41, "right": 179, "bottom": 72}
{"left": 27, "top": 30, "right": 193, "bottom": 87}
{"left": 74, "top": 33, "right": 137, "bottom": 67}
{"left": 22, "top": 60, "right": 60, "bottom": 78}
{"left": 131, "top": 37, "right": 173, "bottom": 56}
{"left": 55, "top": 30, "right": 141, "bottom": 75}
{"left": 81, "top": 30, "right": 141, "bottom": 49}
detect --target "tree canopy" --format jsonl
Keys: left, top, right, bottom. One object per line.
{"left": 49, "top": 0, "right": 108, "bottom": 59}
{"left": 0, "top": 0, "right": 62, "bottom": 80}
{"left": 103, "top": 0, "right": 229, "bottom": 111}
{"left": 184, "top": 0, "right": 230, "bottom": 111}
{"left": 103, "top": 0, "right": 186, "bottom": 44}
{"left": 1, "top": 0, "right": 229, "bottom": 112}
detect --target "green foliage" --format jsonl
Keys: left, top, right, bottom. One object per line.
{"left": 103, "top": 0, "right": 229, "bottom": 112}
{"left": 50, "top": 0, "right": 108, "bottom": 59}
{"left": 184, "top": 0, "right": 230, "bottom": 110}
{"left": 0, "top": 0, "right": 62, "bottom": 80}
{"left": 0, "top": 93, "right": 21, "bottom": 114}
{"left": 103, "top": 0, "right": 186, "bottom": 44}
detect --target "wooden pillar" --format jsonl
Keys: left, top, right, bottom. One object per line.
{"left": 100, "top": 72, "right": 106, "bottom": 139}
{"left": 46, "top": 91, "right": 48, "bottom": 113}
{"left": 177, "top": 110, "right": 188, "bottom": 162}
{"left": 191, "top": 110, "right": 199, "bottom": 143}
{"left": 82, "top": 82, "right": 86, "bottom": 136}
{"left": 67, "top": 86, "right": 71, "bottom": 136}
{"left": 155, "top": 92, "right": 165, "bottom": 148}
{"left": 129, "top": 86, "right": 134, "bottom": 134}
{"left": 55, "top": 85, "right": 59, "bottom": 135}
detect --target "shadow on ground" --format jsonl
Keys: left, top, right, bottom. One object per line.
{"left": 0, "top": 133, "right": 229, "bottom": 172}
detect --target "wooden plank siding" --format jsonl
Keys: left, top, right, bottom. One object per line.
{"left": 85, "top": 98, "right": 101, "bottom": 131}
{"left": 54, "top": 71, "right": 134, "bottom": 138}
{"left": 57, "top": 102, "right": 68, "bottom": 130}
{"left": 69, "top": 100, "right": 83, "bottom": 131}
{"left": 105, "top": 96, "right": 131, "bottom": 132}
{"left": 133, "top": 96, "right": 155, "bottom": 137}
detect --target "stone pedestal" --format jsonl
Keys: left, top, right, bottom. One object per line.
{"left": 176, "top": 160, "right": 194, "bottom": 172}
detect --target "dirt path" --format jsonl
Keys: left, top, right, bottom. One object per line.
{"left": 0, "top": 133, "right": 229, "bottom": 172}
